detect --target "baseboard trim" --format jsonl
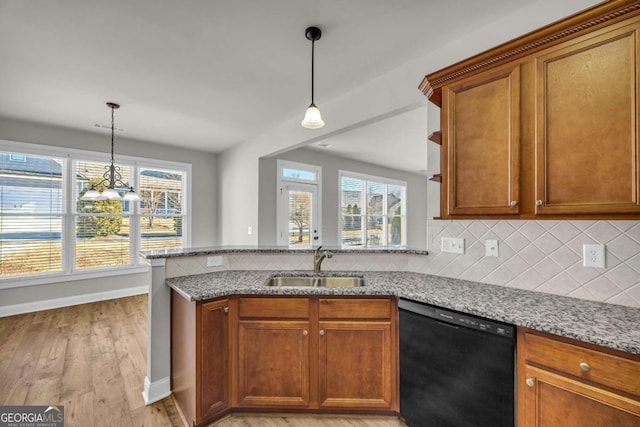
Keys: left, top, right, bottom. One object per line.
{"left": 143, "top": 376, "right": 171, "bottom": 405}
{"left": 0, "top": 285, "right": 149, "bottom": 317}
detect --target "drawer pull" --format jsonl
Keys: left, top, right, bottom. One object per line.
{"left": 526, "top": 378, "right": 534, "bottom": 388}
{"left": 319, "top": 330, "right": 325, "bottom": 336}
{"left": 536, "top": 200, "right": 543, "bottom": 207}
{"left": 223, "top": 306, "right": 229, "bottom": 313}
{"left": 509, "top": 200, "right": 518, "bottom": 208}
{"left": 302, "top": 330, "right": 308, "bottom": 336}
{"left": 579, "top": 362, "right": 591, "bottom": 372}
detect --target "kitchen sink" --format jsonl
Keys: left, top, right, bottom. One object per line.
{"left": 265, "top": 276, "right": 364, "bottom": 288}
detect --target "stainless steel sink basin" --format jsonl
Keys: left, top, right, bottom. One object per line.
{"left": 265, "top": 276, "right": 364, "bottom": 288}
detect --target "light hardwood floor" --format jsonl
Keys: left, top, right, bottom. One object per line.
{"left": 0, "top": 295, "right": 406, "bottom": 427}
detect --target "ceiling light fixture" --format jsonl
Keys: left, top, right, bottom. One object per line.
{"left": 81, "top": 102, "right": 141, "bottom": 202}
{"left": 301, "top": 26, "right": 325, "bottom": 129}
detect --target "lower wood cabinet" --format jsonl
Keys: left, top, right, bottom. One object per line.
{"left": 171, "top": 293, "right": 231, "bottom": 427}
{"left": 319, "top": 321, "right": 393, "bottom": 409}
{"left": 518, "top": 329, "right": 640, "bottom": 427}
{"left": 171, "top": 292, "right": 398, "bottom": 426}
{"left": 237, "top": 319, "right": 310, "bottom": 407}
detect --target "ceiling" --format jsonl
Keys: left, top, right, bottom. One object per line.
{"left": 0, "top": 0, "right": 532, "bottom": 154}
{"left": 307, "top": 105, "right": 429, "bottom": 175}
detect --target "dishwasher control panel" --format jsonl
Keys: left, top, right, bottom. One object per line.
{"left": 399, "top": 298, "right": 515, "bottom": 338}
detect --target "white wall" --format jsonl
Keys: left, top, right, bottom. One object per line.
{"left": 258, "top": 147, "right": 428, "bottom": 249}
{"left": 0, "top": 117, "right": 218, "bottom": 314}
{"left": 217, "top": 0, "right": 601, "bottom": 245}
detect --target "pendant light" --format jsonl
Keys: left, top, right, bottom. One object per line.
{"left": 81, "top": 102, "right": 141, "bottom": 202}
{"left": 301, "top": 26, "right": 325, "bottom": 129}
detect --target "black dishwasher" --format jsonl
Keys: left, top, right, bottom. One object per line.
{"left": 399, "top": 298, "right": 515, "bottom": 427}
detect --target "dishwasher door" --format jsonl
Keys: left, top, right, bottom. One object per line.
{"left": 399, "top": 299, "right": 515, "bottom": 427}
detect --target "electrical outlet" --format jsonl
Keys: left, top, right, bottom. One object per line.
{"left": 583, "top": 244, "right": 605, "bottom": 268}
{"left": 485, "top": 239, "right": 499, "bottom": 257}
{"left": 441, "top": 237, "right": 464, "bottom": 254}
{"left": 247, "top": 226, "right": 253, "bottom": 235}
{"left": 207, "top": 256, "right": 223, "bottom": 267}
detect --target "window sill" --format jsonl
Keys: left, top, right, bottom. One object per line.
{"left": 0, "top": 265, "right": 151, "bottom": 290}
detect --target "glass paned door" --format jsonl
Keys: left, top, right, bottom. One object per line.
{"left": 278, "top": 183, "right": 319, "bottom": 248}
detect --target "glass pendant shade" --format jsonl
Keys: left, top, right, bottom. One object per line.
{"left": 81, "top": 187, "right": 101, "bottom": 200}
{"left": 123, "top": 189, "right": 141, "bottom": 201}
{"left": 301, "top": 104, "right": 325, "bottom": 129}
{"left": 101, "top": 188, "right": 122, "bottom": 200}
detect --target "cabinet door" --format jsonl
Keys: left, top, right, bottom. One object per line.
{"left": 442, "top": 64, "right": 520, "bottom": 216}
{"left": 237, "top": 320, "right": 310, "bottom": 407}
{"left": 198, "top": 299, "right": 230, "bottom": 421}
{"left": 523, "top": 365, "right": 640, "bottom": 427}
{"left": 318, "top": 321, "right": 394, "bottom": 409}
{"left": 535, "top": 23, "right": 640, "bottom": 214}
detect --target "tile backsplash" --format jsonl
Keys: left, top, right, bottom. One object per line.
{"left": 164, "top": 219, "right": 640, "bottom": 309}
{"left": 408, "top": 219, "right": 640, "bottom": 308}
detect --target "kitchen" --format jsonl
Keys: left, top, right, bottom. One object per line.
{"left": 1, "top": 0, "right": 640, "bottom": 426}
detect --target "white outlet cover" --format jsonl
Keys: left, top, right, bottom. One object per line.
{"left": 583, "top": 244, "right": 605, "bottom": 268}
{"left": 207, "top": 256, "right": 223, "bottom": 267}
{"left": 485, "top": 239, "right": 499, "bottom": 257}
{"left": 441, "top": 237, "right": 464, "bottom": 254}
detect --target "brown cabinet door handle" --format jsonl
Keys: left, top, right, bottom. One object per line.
{"left": 526, "top": 378, "right": 534, "bottom": 388}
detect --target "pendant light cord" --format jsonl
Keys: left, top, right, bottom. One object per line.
{"left": 311, "top": 38, "right": 315, "bottom": 105}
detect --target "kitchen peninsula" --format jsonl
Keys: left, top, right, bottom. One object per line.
{"left": 141, "top": 246, "right": 640, "bottom": 426}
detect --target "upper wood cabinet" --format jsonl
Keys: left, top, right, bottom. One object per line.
{"left": 442, "top": 64, "right": 520, "bottom": 216}
{"left": 421, "top": 0, "right": 640, "bottom": 219}
{"left": 535, "top": 23, "right": 640, "bottom": 214}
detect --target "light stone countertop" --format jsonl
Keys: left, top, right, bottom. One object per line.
{"left": 140, "top": 246, "right": 428, "bottom": 259}
{"left": 166, "top": 270, "right": 640, "bottom": 356}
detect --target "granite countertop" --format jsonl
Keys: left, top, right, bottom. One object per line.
{"left": 166, "top": 270, "right": 640, "bottom": 356}
{"left": 140, "top": 245, "right": 428, "bottom": 259}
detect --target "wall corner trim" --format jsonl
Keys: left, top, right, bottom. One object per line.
{"left": 142, "top": 376, "right": 171, "bottom": 405}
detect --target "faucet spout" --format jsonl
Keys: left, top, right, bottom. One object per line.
{"left": 314, "top": 246, "right": 333, "bottom": 273}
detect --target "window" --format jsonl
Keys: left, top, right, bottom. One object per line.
{"left": 276, "top": 160, "right": 321, "bottom": 248}
{"left": 340, "top": 171, "right": 406, "bottom": 248}
{"left": 0, "top": 141, "right": 189, "bottom": 282}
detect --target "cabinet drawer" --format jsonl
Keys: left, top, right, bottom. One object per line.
{"left": 319, "top": 298, "right": 391, "bottom": 319}
{"left": 238, "top": 297, "right": 309, "bottom": 319}
{"left": 524, "top": 332, "right": 640, "bottom": 397}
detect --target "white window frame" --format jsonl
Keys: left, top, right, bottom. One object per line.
{"left": 276, "top": 160, "right": 322, "bottom": 247}
{"left": 338, "top": 170, "right": 407, "bottom": 249}
{"left": 0, "top": 139, "right": 192, "bottom": 289}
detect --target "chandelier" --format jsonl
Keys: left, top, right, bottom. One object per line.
{"left": 81, "top": 102, "right": 141, "bottom": 201}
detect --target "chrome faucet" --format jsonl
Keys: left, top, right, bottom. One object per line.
{"left": 313, "top": 246, "right": 333, "bottom": 273}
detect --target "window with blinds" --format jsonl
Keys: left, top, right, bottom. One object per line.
{"left": 340, "top": 172, "right": 406, "bottom": 248}
{"left": 138, "top": 167, "right": 184, "bottom": 252}
{"left": 0, "top": 152, "right": 64, "bottom": 276}
{"left": 0, "top": 143, "right": 189, "bottom": 281}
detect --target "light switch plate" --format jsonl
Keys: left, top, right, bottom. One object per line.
{"left": 485, "top": 239, "right": 499, "bottom": 257}
{"left": 207, "top": 256, "right": 223, "bottom": 267}
{"left": 583, "top": 244, "right": 605, "bottom": 268}
{"left": 441, "top": 237, "right": 464, "bottom": 254}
